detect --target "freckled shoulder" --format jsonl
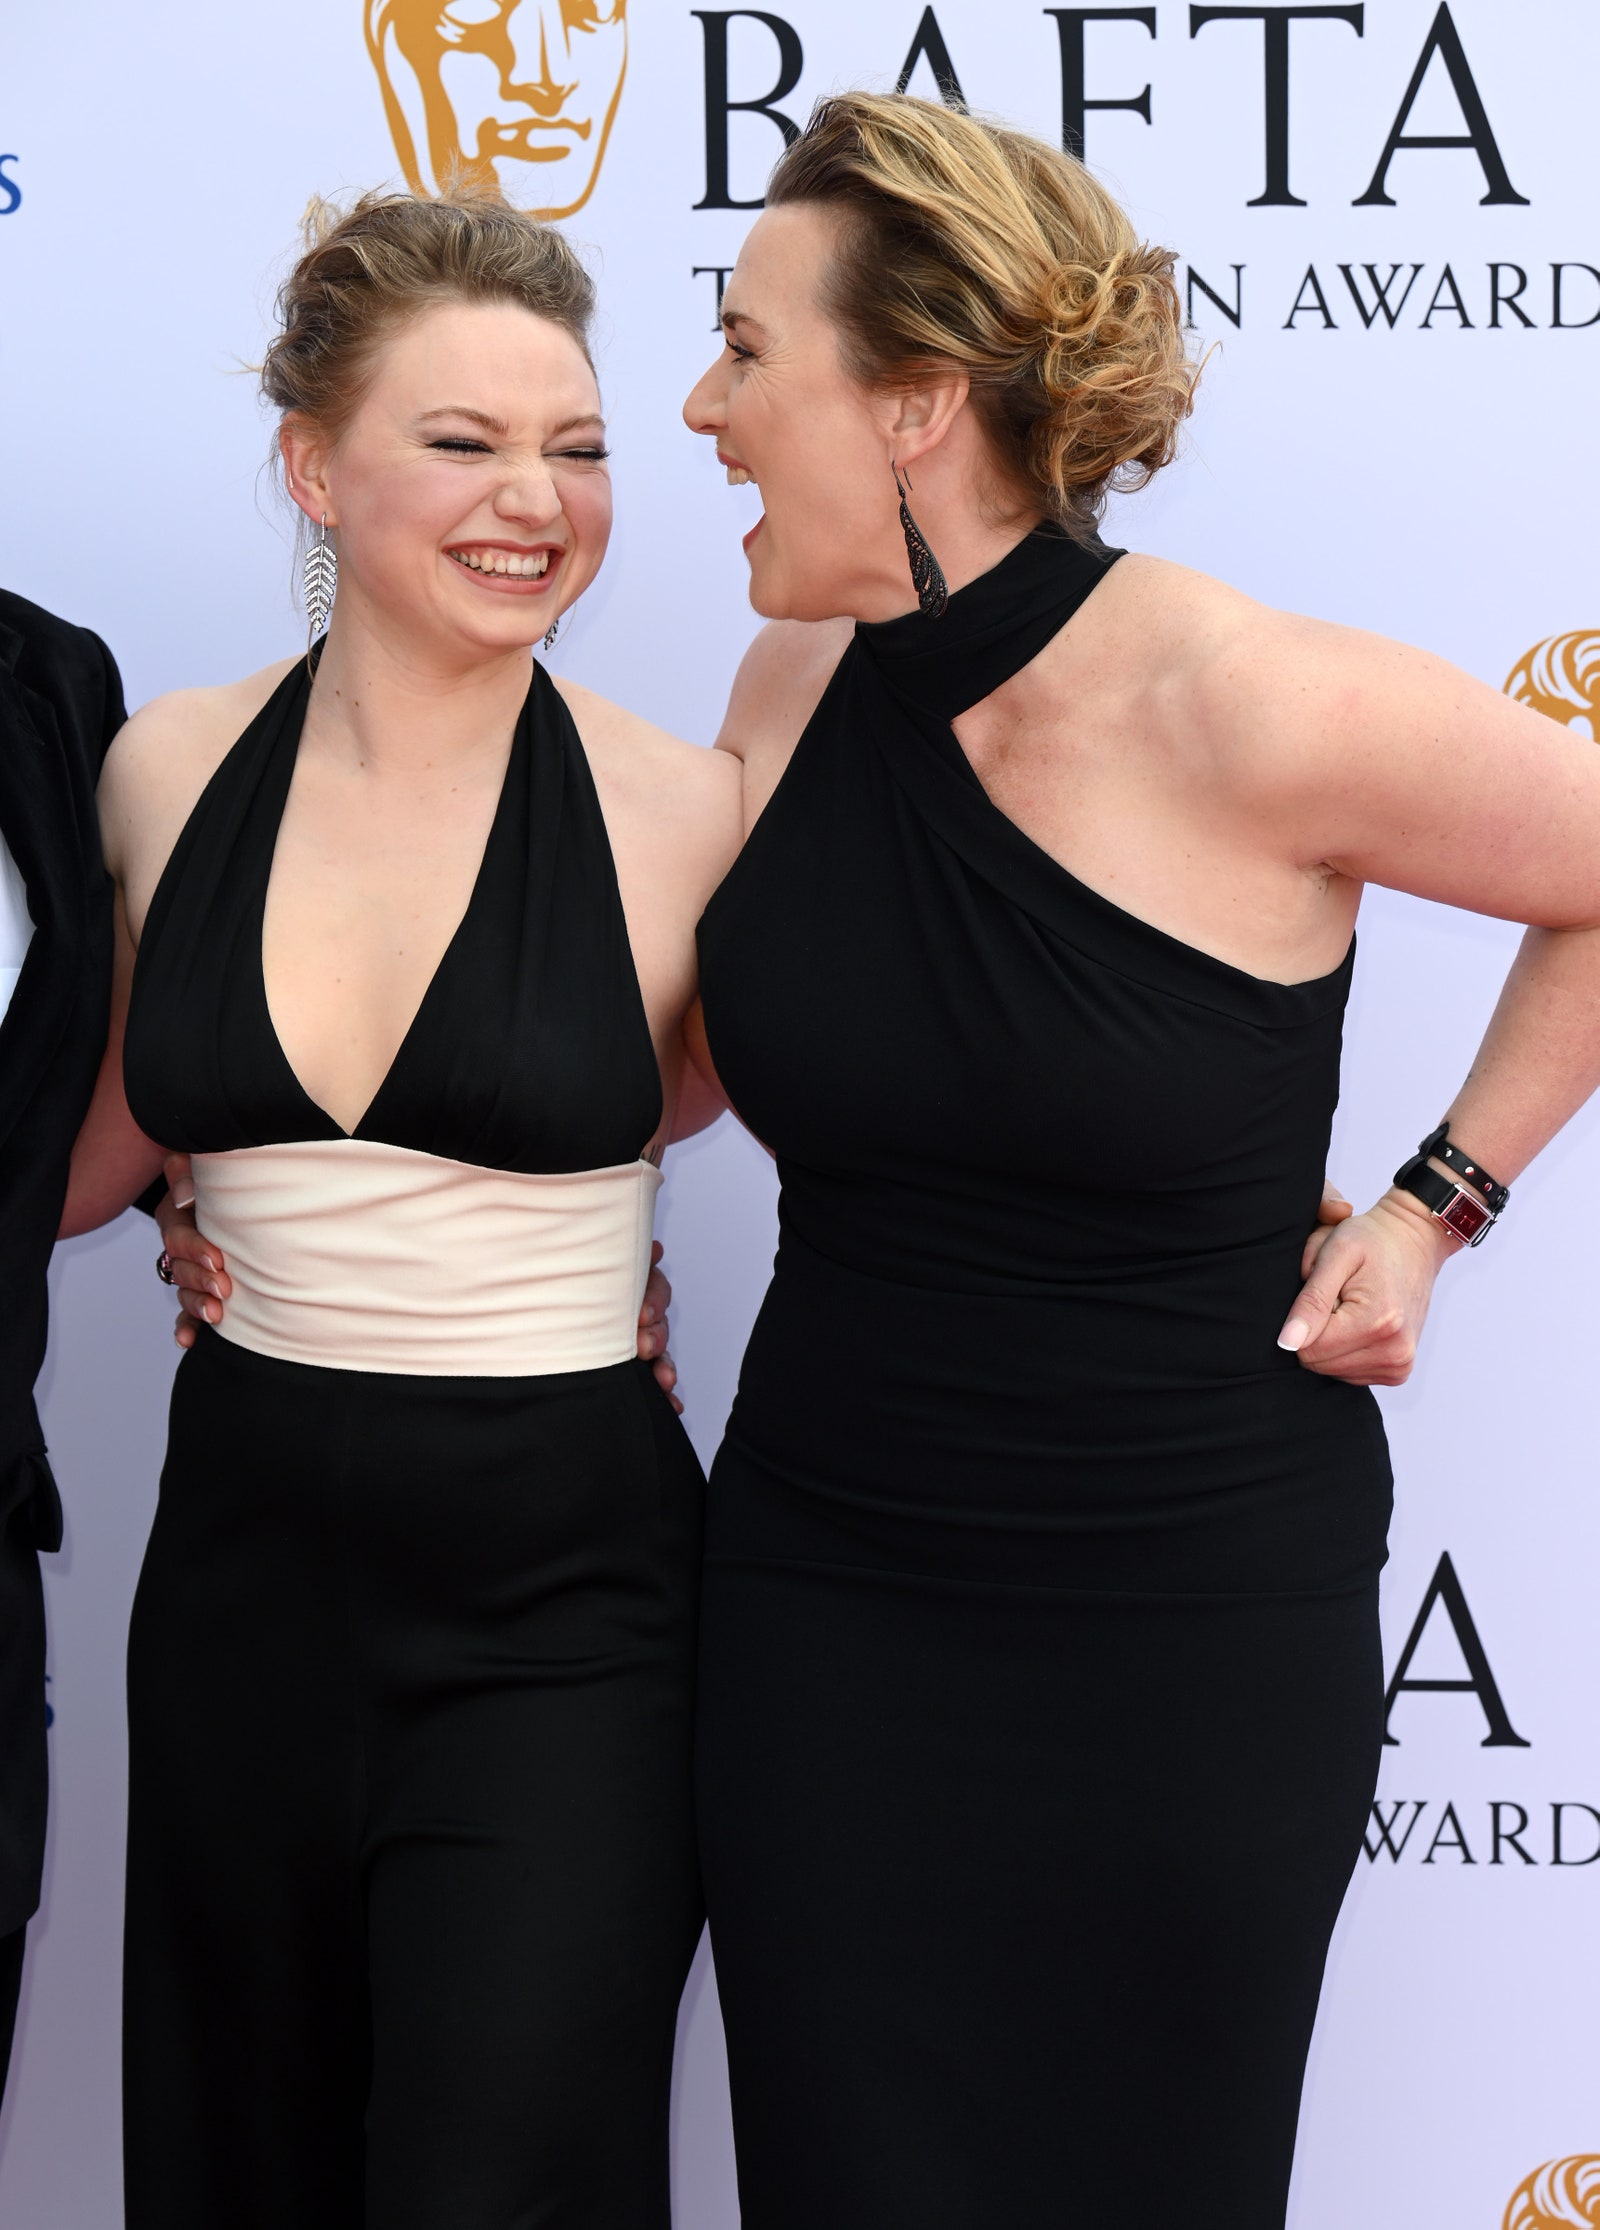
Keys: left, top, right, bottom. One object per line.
{"left": 1099, "top": 555, "right": 1369, "bottom": 730}
{"left": 1074, "top": 553, "right": 1453, "bottom": 820}
{"left": 1055, "top": 552, "right": 1309, "bottom": 755}
{"left": 1081, "top": 553, "right": 1261, "bottom": 659}
{"left": 99, "top": 656, "right": 298, "bottom": 890}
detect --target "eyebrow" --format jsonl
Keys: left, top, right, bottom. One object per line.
{"left": 720, "top": 309, "right": 768, "bottom": 339}
{"left": 415, "top": 406, "right": 607, "bottom": 438}
{"left": 417, "top": 405, "right": 511, "bottom": 435}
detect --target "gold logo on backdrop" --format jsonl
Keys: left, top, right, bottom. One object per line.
{"left": 1504, "top": 2156, "right": 1600, "bottom": 2229}
{"left": 1505, "top": 632, "right": 1600, "bottom": 739}
{"left": 365, "top": 0, "right": 628, "bottom": 218}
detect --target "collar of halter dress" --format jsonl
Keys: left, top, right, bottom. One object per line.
{"left": 854, "top": 522, "right": 1123, "bottom": 724}
{"left": 190, "top": 1139, "right": 661, "bottom": 1377}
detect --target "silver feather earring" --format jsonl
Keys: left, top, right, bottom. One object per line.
{"left": 302, "top": 514, "right": 338, "bottom": 649}
{"left": 542, "top": 613, "right": 561, "bottom": 653}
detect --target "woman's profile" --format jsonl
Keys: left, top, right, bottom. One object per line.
{"left": 64, "top": 185, "right": 738, "bottom": 2226}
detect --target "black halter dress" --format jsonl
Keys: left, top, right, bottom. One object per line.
{"left": 695, "top": 529, "right": 1391, "bottom": 2227}
{"left": 119, "top": 659, "right": 705, "bottom": 2230}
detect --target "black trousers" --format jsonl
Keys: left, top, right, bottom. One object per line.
{"left": 0, "top": 1924, "right": 23, "bottom": 2108}
{"left": 0, "top": 1499, "right": 45, "bottom": 2117}
{"left": 124, "top": 1330, "right": 705, "bottom": 2230}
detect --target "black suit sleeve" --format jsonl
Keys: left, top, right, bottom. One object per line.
{"left": 85, "top": 628, "right": 129, "bottom": 769}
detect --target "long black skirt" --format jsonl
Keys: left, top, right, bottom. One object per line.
{"left": 697, "top": 1446, "right": 1382, "bottom": 2230}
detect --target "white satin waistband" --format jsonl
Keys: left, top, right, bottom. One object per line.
{"left": 190, "top": 1141, "right": 662, "bottom": 1377}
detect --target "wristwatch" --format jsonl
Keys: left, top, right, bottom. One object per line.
{"left": 1393, "top": 1123, "right": 1509, "bottom": 1248}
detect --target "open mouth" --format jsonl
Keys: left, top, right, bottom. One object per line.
{"left": 446, "top": 544, "right": 560, "bottom": 592}
{"left": 716, "top": 454, "right": 763, "bottom": 553}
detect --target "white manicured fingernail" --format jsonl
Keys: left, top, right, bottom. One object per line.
{"left": 1278, "top": 1320, "right": 1309, "bottom": 1353}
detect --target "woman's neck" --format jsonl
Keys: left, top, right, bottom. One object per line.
{"left": 304, "top": 589, "right": 536, "bottom": 778}
{"left": 849, "top": 432, "right": 1043, "bottom": 624}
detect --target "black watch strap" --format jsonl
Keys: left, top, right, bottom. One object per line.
{"left": 1393, "top": 1123, "right": 1508, "bottom": 1247}
{"left": 1415, "top": 1122, "right": 1510, "bottom": 1214}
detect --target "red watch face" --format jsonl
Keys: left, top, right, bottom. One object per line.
{"left": 1438, "top": 1190, "right": 1491, "bottom": 1244}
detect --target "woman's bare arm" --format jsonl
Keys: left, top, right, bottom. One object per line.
{"left": 1216, "top": 616, "right": 1600, "bottom": 1376}
{"left": 672, "top": 1002, "right": 731, "bottom": 1142}
{"left": 58, "top": 891, "right": 165, "bottom": 1237}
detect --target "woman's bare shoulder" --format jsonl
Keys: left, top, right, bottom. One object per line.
{"left": 100, "top": 658, "right": 296, "bottom": 857}
{"left": 556, "top": 676, "right": 735, "bottom": 796}
{"left": 1089, "top": 554, "right": 1347, "bottom": 730}
{"left": 1094, "top": 553, "right": 1495, "bottom": 815}
{"left": 1094, "top": 552, "right": 1266, "bottom": 648}
{"left": 554, "top": 675, "right": 742, "bottom": 871}
{"left": 714, "top": 619, "right": 855, "bottom": 763}
{"left": 1106, "top": 552, "right": 1377, "bottom": 676}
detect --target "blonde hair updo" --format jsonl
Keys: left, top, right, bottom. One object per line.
{"left": 260, "top": 181, "right": 596, "bottom": 456}
{"left": 766, "top": 92, "right": 1195, "bottom": 534}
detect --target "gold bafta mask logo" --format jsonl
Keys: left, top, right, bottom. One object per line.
{"left": 1505, "top": 2156, "right": 1600, "bottom": 2230}
{"left": 365, "top": 0, "right": 628, "bottom": 218}
{"left": 1505, "top": 631, "right": 1600, "bottom": 740}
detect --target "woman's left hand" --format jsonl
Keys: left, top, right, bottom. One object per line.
{"left": 156, "top": 1156, "right": 231, "bottom": 1348}
{"left": 1277, "top": 1188, "right": 1458, "bottom": 1387}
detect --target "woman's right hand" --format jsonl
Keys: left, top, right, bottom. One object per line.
{"left": 155, "top": 1154, "right": 231, "bottom": 1349}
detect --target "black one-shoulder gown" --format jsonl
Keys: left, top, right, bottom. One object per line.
{"left": 695, "top": 530, "right": 1391, "bottom": 2226}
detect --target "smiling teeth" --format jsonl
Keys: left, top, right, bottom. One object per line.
{"left": 725, "top": 466, "right": 754, "bottom": 487}
{"left": 452, "top": 549, "right": 550, "bottom": 576}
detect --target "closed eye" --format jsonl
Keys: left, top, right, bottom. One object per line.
{"left": 551, "top": 445, "right": 611, "bottom": 462}
{"left": 429, "top": 437, "right": 492, "bottom": 455}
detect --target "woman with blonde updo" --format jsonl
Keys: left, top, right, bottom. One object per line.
{"left": 63, "top": 186, "right": 738, "bottom": 2225}
{"left": 683, "top": 93, "right": 1600, "bottom": 2222}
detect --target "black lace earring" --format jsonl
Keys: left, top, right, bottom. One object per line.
{"left": 892, "top": 460, "right": 948, "bottom": 619}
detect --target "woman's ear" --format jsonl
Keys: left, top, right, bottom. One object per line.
{"left": 884, "top": 374, "right": 971, "bottom": 473}
{"left": 280, "top": 417, "right": 336, "bottom": 528}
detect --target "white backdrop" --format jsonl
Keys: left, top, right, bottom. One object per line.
{"left": 1, "top": 4, "right": 1597, "bottom": 2224}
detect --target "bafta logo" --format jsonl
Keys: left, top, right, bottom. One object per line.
{"left": 1505, "top": 2156, "right": 1600, "bottom": 2229}
{"left": 1505, "top": 632, "right": 1600, "bottom": 739}
{"left": 365, "top": 0, "right": 628, "bottom": 218}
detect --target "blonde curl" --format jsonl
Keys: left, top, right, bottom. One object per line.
{"left": 768, "top": 93, "right": 1196, "bottom": 533}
